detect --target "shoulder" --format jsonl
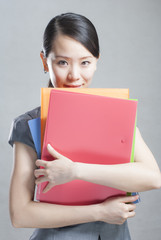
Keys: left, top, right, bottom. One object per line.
{"left": 10, "top": 106, "right": 40, "bottom": 136}
{"left": 14, "top": 107, "right": 40, "bottom": 124}
{"left": 8, "top": 107, "right": 40, "bottom": 149}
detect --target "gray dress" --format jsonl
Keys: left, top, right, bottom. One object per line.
{"left": 8, "top": 107, "right": 131, "bottom": 240}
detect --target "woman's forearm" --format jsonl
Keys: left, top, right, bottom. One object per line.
{"left": 75, "top": 161, "right": 160, "bottom": 192}
{"left": 75, "top": 128, "right": 161, "bottom": 192}
{"left": 12, "top": 200, "right": 99, "bottom": 228}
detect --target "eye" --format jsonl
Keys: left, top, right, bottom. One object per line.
{"left": 81, "top": 61, "right": 90, "bottom": 66}
{"left": 58, "top": 60, "right": 68, "bottom": 66}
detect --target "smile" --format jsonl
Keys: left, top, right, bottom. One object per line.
{"left": 64, "top": 84, "right": 83, "bottom": 88}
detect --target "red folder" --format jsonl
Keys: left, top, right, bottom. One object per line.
{"left": 40, "top": 88, "right": 129, "bottom": 150}
{"left": 36, "top": 89, "right": 137, "bottom": 205}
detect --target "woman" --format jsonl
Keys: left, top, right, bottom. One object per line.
{"left": 9, "top": 12, "right": 161, "bottom": 240}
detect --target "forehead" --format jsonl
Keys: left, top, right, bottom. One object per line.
{"left": 51, "top": 34, "right": 93, "bottom": 58}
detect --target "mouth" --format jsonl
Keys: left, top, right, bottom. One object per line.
{"left": 64, "top": 84, "right": 84, "bottom": 88}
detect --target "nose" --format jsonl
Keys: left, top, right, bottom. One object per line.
{"left": 67, "top": 65, "right": 80, "bottom": 82}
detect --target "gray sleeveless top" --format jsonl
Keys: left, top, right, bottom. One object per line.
{"left": 8, "top": 107, "right": 131, "bottom": 240}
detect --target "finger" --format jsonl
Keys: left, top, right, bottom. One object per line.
{"left": 47, "top": 144, "right": 61, "bottom": 159}
{"left": 127, "top": 204, "right": 136, "bottom": 212}
{"left": 34, "top": 169, "right": 46, "bottom": 178}
{"left": 35, "top": 159, "right": 47, "bottom": 168}
{"left": 35, "top": 176, "right": 48, "bottom": 185}
{"left": 43, "top": 182, "right": 55, "bottom": 193}
{"left": 127, "top": 211, "right": 136, "bottom": 218}
{"left": 120, "top": 195, "right": 139, "bottom": 203}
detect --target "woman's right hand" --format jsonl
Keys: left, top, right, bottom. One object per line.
{"left": 98, "top": 195, "right": 139, "bottom": 225}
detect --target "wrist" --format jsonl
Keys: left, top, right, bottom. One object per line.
{"left": 94, "top": 203, "right": 104, "bottom": 222}
{"left": 73, "top": 162, "right": 82, "bottom": 180}
{"left": 87, "top": 203, "right": 103, "bottom": 222}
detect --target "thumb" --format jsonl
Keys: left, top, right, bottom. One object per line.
{"left": 47, "top": 144, "right": 61, "bottom": 159}
{"left": 43, "top": 182, "right": 55, "bottom": 193}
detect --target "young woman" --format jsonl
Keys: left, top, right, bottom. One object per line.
{"left": 9, "top": 13, "right": 161, "bottom": 240}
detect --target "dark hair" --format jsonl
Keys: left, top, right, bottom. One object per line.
{"left": 42, "top": 12, "right": 100, "bottom": 87}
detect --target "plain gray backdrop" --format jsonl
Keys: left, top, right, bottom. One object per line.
{"left": 1, "top": 0, "right": 161, "bottom": 239}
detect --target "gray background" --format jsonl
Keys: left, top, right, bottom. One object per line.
{"left": 1, "top": 0, "right": 161, "bottom": 239}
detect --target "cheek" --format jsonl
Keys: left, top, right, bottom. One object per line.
{"left": 50, "top": 66, "right": 67, "bottom": 84}
{"left": 82, "top": 66, "right": 96, "bottom": 81}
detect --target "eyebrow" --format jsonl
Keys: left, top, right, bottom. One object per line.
{"left": 55, "top": 55, "right": 93, "bottom": 59}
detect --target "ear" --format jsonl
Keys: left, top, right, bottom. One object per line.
{"left": 94, "top": 57, "right": 99, "bottom": 71}
{"left": 40, "top": 51, "right": 49, "bottom": 72}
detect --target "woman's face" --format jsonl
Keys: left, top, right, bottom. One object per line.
{"left": 43, "top": 34, "right": 98, "bottom": 88}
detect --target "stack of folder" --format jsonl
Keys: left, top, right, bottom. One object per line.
{"left": 28, "top": 88, "right": 139, "bottom": 205}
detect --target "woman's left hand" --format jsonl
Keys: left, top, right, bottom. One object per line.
{"left": 34, "top": 144, "right": 76, "bottom": 193}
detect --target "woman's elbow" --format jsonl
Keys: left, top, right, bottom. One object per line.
{"left": 10, "top": 211, "right": 22, "bottom": 228}
{"left": 151, "top": 172, "right": 161, "bottom": 190}
{"left": 155, "top": 173, "right": 161, "bottom": 189}
{"left": 10, "top": 206, "right": 28, "bottom": 228}
{"left": 11, "top": 219, "right": 21, "bottom": 228}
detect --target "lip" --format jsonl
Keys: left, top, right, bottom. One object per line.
{"left": 64, "top": 84, "right": 83, "bottom": 88}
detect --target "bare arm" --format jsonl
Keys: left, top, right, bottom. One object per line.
{"left": 9, "top": 142, "right": 138, "bottom": 228}
{"left": 9, "top": 142, "right": 98, "bottom": 228}
{"left": 75, "top": 128, "right": 161, "bottom": 192}
{"left": 36, "top": 128, "right": 161, "bottom": 193}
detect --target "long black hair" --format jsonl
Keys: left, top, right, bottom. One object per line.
{"left": 42, "top": 13, "right": 100, "bottom": 87}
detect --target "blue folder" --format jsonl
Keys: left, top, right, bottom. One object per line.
{"left": 28, "top": 117, "right": 41, "bottom": 159}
